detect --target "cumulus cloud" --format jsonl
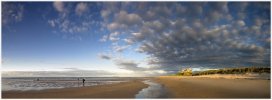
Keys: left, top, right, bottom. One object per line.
{"left": 107, "top": 23, "right": 121, "bottom": 31}
{"left": 109, "top": 32, "right": 120, "bottom": 42}
{"left": 48, "top": 2, "right": 100, "bottom": 40}
{"left": 101, "top": 10, "right": 111, "bottom": 18}
{"left": 75, "top": 3, "right": 88, "bottom": 16}
{"left": 100, "top": 2, "right": 270, "bottom": 72}
{"left": 237, "top": 20, "right": 246, "bottom": 27}
{"left": 115, "top": 10, "right": 142, "bottom": 26}
{"left": 105, "top": 10, "right": 142, "bottom": 31}
{"left": 53, "top": 2, "right": 65, "bottom": 12}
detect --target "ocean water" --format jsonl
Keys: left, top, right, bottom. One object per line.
{"left": 2, "top": 77, "right": 135, "bottom": 91}
{"left": 135, "top": 80, "right": 168, "bottom": 98}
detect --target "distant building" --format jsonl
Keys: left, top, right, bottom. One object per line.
{"left": 179, "top": 68, "right": 193, "bottom": 76}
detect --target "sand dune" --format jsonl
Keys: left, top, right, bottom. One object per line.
{"left": 189, "top": 73, "right": 270, "bottom": 79}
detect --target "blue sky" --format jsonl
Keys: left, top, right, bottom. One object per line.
{"left": 2, "top": 2, "right": 270, "bottom": 77}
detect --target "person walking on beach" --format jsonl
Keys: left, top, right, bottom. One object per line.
{"left": 82, "top": 78, "right": 85, "bottom": 86}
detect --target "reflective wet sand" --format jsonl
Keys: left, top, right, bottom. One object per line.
{"left": 135, "top": 80, "right": 169, "bottom": 98}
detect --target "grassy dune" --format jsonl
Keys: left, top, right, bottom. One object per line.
{"left": 175, "top": 67, "right": 270, "bottom": 76}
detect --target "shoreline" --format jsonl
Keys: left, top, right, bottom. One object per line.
{"left": 2, "top": 79, "right": 149, "bottom": 98}
{"left": 2, "top": 74, "right": 270, "bottom": 98}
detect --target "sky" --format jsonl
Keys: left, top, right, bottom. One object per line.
{"left": 2, "top": 2, "right": 271, "bottom": 77}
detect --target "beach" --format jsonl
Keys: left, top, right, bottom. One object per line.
{"left": 2, "top": 75, "right": 270, "bottom": 98}
{"left": 2, "top": 80, "right": 148, "bottom": 98}
{"left": 155, "top": 76, "right": 270, "bottom": 98}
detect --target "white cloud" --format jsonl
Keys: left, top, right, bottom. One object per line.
{"left": 75, "top": 3, "right": 88, "bottom": 16}
{"left": 48, "top": 2, "right": 100, "bottom": 39}
{"left": 99, "top": 35, "right": 108, "bottom": 42}
{"left": 105, "top": 10, "right": 142, "bottom": 31}
{"left": 109, "top": 32, "right": 120, "bottom": 42}
{"left": 113, "top": 45, "right": 129, "bottom": 52}
{"left": 48, "top": 20, "right": 55, "bottom": 27}
{"left": 116, "top": 11, "right": 142, "bottom": 26}
{"left": 237, "top": 20, "right": 245, "bottom": 27}
{"left": 123, "top": 38, "right": 134, "bottom": 44}
{"left": 53, "top": 1, "right": 65, "bottom": 12}
{"left": 107, "top": 23, "right": 121, "bottom": 31}
{"left": 132, "top": 32, "right": 144, "bottom": 40}
{"left": 101, "top": 10, "right": 111, "bottom": 18}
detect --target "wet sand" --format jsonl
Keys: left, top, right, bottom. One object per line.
{"left": 2, "top": 80, "right": 148, "bottom": 98}
{"left": 2, "top": 75, "right": 271, "bottom": 98}
{"left": 155, "top": 76, "right": 270, "bottom": 98}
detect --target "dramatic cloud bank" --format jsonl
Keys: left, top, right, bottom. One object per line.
{"left": 99, "top": 2, "right": 270, "bottom": 72}
{"left": 2, "top": 2, "right": 270, "bottom": 76}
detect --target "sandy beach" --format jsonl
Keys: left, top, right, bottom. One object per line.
{"left": 2, "top": 75, "right": 270, "bottom": 98}
{"left": 155, "top": 76, "right": 270, "bottom": 98}
{"left": 2, "top": 80, "right": 148, "bottom": 98}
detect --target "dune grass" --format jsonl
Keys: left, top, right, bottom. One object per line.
{"left": 175, "top": 67, "right": 270, "bottom": 76}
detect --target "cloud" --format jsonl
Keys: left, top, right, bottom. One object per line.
{"left": 107, "top": 23, "right": 121, "bottom": 31}
{"left": 115, "top": 10, "right": 142, "bottom": 26}
{"left": 96, "top": 51, "right": 176, "bottom": 76}
{"left": 101, "top": 10, "right": 111, "bottom": 18}
{"left": 113, "top": 44, "right": 129, "bottom": 52}
{"left": 115, "top": 59, "right": 142, "bottom": 70}
{"left": 109, "top": 32, "right": 120, "bottom": 42}
{"left": 123, "top": 38, "right": 134, "bottom": 44}
{"left": 2, "top": 2, "right": 24, "bottom": 26}
{"left": 75, "top": 3, "right": 88, "bottom": 16}
{"left": 100, "top": 2, "right": 270, "bottom": 72}
{"left": 48, "top": 2, "right": 102, "bottom": 41}
{"left": 105, "top": 10, "right": 142, "bottom": 31}
{"left": 237, "top": 20, "right": 246, "bottom": 27}
{"left": 99, "top": 35, "right": 108, "bottom": 42}
{"left": 48, "top": 20, "right": 56, "bottom": 27}
{"left": 113, "top": 58, "right": 171, "bottom": 76}
{"left": 53, "top": 1, "right": 65, "bottom": 12}
{"left": 2, "top": 70, "right": 116, "bottom": 77}
{"left": 98, "top": 53, "right": 112, "bottom": 60}
{"left": 132, "top": 32, "right": 144, "bottom": 41}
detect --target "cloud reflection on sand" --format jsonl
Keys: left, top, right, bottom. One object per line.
{"left": 135, "top": 80, "right": 168, "bottom": 98}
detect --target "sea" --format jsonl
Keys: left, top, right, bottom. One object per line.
{"left": 2, "top": 77, "right": 140, "bottom": 91}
